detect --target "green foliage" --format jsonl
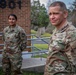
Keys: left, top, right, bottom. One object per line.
{"left": 69, "top": 0, "right": 76, "bottom": 26}
{"left": 72, "top": 0, "right": 76, "bottom": 10}
{"left": 31, "top": 0, "right": 49, "bottom": 27}
{"left": 37, "top": 6, "right": 49, "bottom": 27}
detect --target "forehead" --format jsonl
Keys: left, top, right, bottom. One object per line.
{"left": 9, "top": 15, "right": 15, "bottom": 18}
{"left": 8, "top": 16, "right": 17, "bottom": 20}
{"left": 48, "top": 6, "right": 62, "bottom": 13}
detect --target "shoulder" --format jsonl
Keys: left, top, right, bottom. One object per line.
{"left": 17, "top": 25, "right": 25, "bottom": 33}
{"left": 66, "top": 23, "right": 76, "bottom": 42}
{"left": 3, "top": 26, "right": 9, "bottom": 33}
{"left": 67, "top": 23, "right": 76, "bottom": 34}
{"left": 68, "top": 22, "right": 76, "bottom": 29}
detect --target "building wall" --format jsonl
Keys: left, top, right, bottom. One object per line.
{"left": 0, "top": 0, "right": 31, "bottom": 52}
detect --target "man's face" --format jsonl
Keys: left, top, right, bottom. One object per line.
{"left": 8, "top": 16, "right": 17, "bottom": 26}
{"left": 48, "top": 6, "right": 67, "bottom": 27}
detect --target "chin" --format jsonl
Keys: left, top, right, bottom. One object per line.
{"left": 10, "top": 25, "right": 13, "bottom": 26}
{"left": 10, "top": 24, "right": 16, "bottom": 26}
{"left": 52, "top": 24, "right": 57, "bottom": 26}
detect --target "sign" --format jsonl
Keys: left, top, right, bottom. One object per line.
{"left": 0, "top": 0, "right": 21, "bottom": 9}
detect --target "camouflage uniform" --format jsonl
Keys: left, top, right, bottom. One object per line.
{"left": 44, "top": 22, "right": 76, "bottom": 75}
{"left": 2, "top": 25, "right": 27, "bottom": 75}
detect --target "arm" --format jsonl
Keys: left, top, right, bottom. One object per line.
{"left": 47, "top": 32, "right": 70, "bottom": 75}
{"left": 19, "top": 29, "right": 27, "bottom": 51}
{"left": 47, "top": 30, "right": 76, "bottom": 75}
{"left": 65, "top": 30, "right": 76, "bottom": 65}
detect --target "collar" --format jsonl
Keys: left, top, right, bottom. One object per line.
{"left": 8, "top": 25, "right": 18, "bottom": 32}
{"left": 55, "top": 22, "right": 69, "bottom": 33}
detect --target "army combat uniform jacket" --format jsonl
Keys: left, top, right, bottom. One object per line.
{"left": 44, "top": 22, "right": 76, "bottom": 75}
{"left": 2, "top": 25, "right": 27, "bottom": 73}
{"left": 3, "top": 25, "right": 27, "bottom": 52}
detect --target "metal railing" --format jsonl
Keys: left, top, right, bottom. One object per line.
{"left": 0, "top": 33, "right": 49, "bottom": 55}
{"left": 0, "top": 33, "right": 49, "bottom": 74}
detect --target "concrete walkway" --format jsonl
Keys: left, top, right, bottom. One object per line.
{"left": 22, "top": 58, "right": 46, "bottom": 72}
{"left": 0, "top": 56, "right": 46, "bottom": 72}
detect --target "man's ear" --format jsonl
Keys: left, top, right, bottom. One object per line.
{"left": 64, "top": 10, "right": 68, "bottom": 18}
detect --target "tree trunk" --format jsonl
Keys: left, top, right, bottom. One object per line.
{"left": 36, "top": 27, "right": 45, "bottom": 37}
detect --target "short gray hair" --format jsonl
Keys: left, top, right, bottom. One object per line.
{"left": 49, "top": 1, "right": 67, "bottom": 11}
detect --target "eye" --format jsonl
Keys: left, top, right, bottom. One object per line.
{"left": 49, "top": 13, "right": 52, "bottom": 16}
{"left": 12, "top": 18, "right": 16, "bottom": 20}
{"left": 8, "top": 17, "right": 12, "bottom": 20}
{"left": 54, "top": 13, "right": 59, "bottom": 15}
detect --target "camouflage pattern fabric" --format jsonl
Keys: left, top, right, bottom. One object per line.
{"left": 2, "top": 25, "right": 27, "bottom": 75}
{"left": 44, "top": 22, "right": 76, "bottom": 75}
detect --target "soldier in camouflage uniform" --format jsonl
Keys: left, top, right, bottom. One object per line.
{"left": 44, "top": 1, "right": 76, "bottom": 75}
{"left": 2, "top": 14, "right": 27, "bottom": 75}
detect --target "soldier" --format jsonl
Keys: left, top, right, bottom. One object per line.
{"left": 2, "top": 14, "right": 27, "bottom": 75}
{"left": 44, "top": 1, "right": 76, "bottom": 75}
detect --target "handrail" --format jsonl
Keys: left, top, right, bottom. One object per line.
{"left": 22, "top": 50, "right": 48, "bottom": 55}
{"left": 0, "top": 33, "right": 49, "bottom": 57}
{"left": 0, "top": 33, "right": 49, "bottom": 44}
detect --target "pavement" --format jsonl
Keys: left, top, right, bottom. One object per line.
{"left": 22, "top": 58, "right": 46, "bottom": 72}
{"left": 0, "top": 54, "right": 46, "bottom": 72}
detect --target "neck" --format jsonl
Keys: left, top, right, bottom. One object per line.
{"left": 56, "top": 20, "right": 67, "bottom": 30}
{"left": 10, "top": 24, "right": 16, "bottom": 28}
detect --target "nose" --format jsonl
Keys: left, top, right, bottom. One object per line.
{"left": 9, "top": 19, "right": 13, "bottom": 22}
{"left": 49, "top": 14, "right": 55, "bottom": 19}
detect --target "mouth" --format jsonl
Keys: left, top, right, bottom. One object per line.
{"left": 51, "top": 19, "right": 57, "bottom": 23}
{"left": 9, "top": 22, "right": 14, "bottom": 24}
{"left": 51, "top": 21, "right": 56, "bottom": 23}
{"left": 9, "top": 23, "right": 14, "bottom": 25}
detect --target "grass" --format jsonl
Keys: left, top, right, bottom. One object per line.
{"left": 31, "top": 30, "right": 37, "bottom": 34}
{"left": 41, "top": 33, "right": 51, "bottom": 37}
{"left": 31, "top": 29, "right": 51, "bottom": 38}
{"left": 32, "top": 54, "right": 48, "bottom": 58}
{"left": 32, "top": 44, "right": 48, "bottom": 58}
{"left": 34, "top": 44, "right": 48, "bottom": 50}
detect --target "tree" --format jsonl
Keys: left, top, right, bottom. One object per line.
{"left": 69, "top": 0, "right": 76, "bottom": 26}
{"left": 31, "top": 0, "right": 49, "bottom": 28}
{"left": 72, "top": 0, "right": 76, "bottom": 26}
{"left": 31, "top": 0, "right": 49, "bottom": 37}
{"left": 37, "top": 4, "right": 49, "bottom": 27}
{"left": 31, "top": 0, "right": 40, "bottom": 26}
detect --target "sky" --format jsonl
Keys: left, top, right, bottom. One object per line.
{"left": 39, "top": 0, "right": 74, "bottom": 8}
